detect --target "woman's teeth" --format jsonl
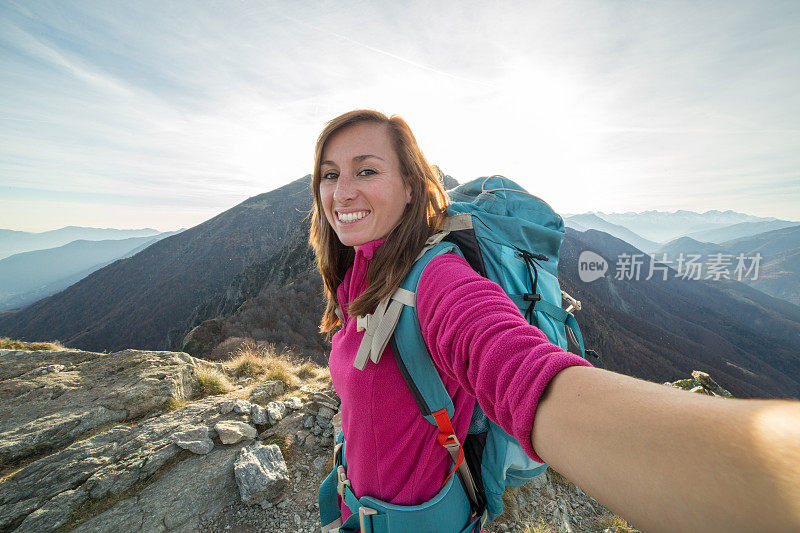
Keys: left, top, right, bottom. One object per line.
{"left": 338, "top": 211, "right": 369, "bottom": 223}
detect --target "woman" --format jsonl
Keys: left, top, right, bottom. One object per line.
{"left": 309, "top": 110, "right": 800, "bottom": 533}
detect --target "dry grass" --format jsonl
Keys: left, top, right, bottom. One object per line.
{"left": 164, "top": 398, "right": 189, "bottom": 412}
{"left": 194, "top": 365, "right": 234, "bottom": 397}
{"left": 222, "top": 342, "right": 327, "bottom": 391}
{"left": 593, "top": 513, "right": 640, "bottom": 533}
{"left": 295, "top": 362, "right": 317, "bottom": 380}
{"left": 521, "top": 520, "right": 556, "bottom": 533}
{"left": 0, "top": 337, "right": 65, "bottom": 351}
{"left": 226, "top": 348, "right": 270, "bottom": 377}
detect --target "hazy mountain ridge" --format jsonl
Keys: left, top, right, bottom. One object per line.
{"left": 652, "top": 225, "right": 800, "bottom": 306}
{"left": 561, "top": 228, "right": 800, "bottom": 398}
{"left": 0, "top": 231, "right": 182, "bottom": 311}
{"left": 0, "top": 177, "right": 313, "bottom": 351}
{"left": 591, "top": 209, "right": 780, "bottom": 243}
{"left": 655, "top": 236, "right": 729, "bottom": 257}
{"left": 2, "top": 177, "right": 799, "bottom": 399}
{"left": 564, "top": 214, "right": 660, "bottom": 253}
{"left": 686, "top": 220, "right": 799, "bottom": 243}
{"left": 0, "top": 226, "right": 161, "bottom": 260}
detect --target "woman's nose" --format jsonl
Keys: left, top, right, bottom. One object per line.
{"left": 333, "top": 175, "right": 356, "bottom": 202}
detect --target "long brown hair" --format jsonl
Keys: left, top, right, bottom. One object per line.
{"left": 309, "top": 110, "right": 449, "bottom": 334}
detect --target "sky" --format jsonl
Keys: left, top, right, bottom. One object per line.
{"left": 1, "top": 0, "right": 799, "bottom": 232}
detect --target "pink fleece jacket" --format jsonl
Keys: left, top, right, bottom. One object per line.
{"left": 329, "top": 239, "right": 592, "bottom": 524}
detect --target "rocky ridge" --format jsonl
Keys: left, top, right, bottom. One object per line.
{"left": 1, "top": 346, "right": 725, "bottom": 532}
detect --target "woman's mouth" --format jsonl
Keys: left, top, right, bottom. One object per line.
{"left": 337, "top": 210, "right": 370, "bottom": 223}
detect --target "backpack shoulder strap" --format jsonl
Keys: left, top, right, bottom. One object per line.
{"left": 391, "top": 239, "right": 463, "bottom": 422}
{"left": 351, "top": 227, "right": 460, "bottom": 371}
{"left": 392, "top": 240, "right": 483, "bottom": 508}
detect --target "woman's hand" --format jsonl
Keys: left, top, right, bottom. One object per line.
{"left": 531, "top": 365, "right": 800, "bottom": 533}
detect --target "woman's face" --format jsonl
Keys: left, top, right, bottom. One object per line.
{"left": 319, "top": 121, "right": 412, "bottom": 250}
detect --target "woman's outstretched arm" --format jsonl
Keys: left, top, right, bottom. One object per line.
{"left": 531, "top": 365, "right": 800, "bottom": 533}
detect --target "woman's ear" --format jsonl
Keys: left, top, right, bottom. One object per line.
{"left": 405, "top": 182, "right": 412, "bottom": 204}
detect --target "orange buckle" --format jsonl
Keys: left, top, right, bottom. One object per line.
{"left": 358, "top": 506, "right": 378, "bottom": 532}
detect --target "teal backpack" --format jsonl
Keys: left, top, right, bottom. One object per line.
{"left": 319, "top": 176, "right": 593, "bottom": 533}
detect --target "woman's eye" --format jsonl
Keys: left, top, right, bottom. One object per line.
{"left": 357, "top": 168, "right": 376, "bottom": 177}
{"left": 322, "top": 171, "right": 338, "bottom": 180}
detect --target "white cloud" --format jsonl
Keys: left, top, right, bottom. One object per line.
{"left": 1, "top": 0, "right": 798, "bottom": 231}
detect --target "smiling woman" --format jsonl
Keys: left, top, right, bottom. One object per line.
{"left": 307, "top": 109, "right": 800, "bottom": 533}
{"left": 318, "top": 121, "right": 412, "bottom": 249}
{"left": 309, "top": 110, "right": 448, "bottom": 332}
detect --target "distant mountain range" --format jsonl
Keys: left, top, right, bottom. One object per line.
{"left": 564, "top": 214, "right": 660, "bottom": 253}
{"left": 565, "top": 210, "right": 796, "bottom": 249}
{"left": 585, "top": 210, "right": 786, "bottom": 243}
{"left": 685, "top": 220, "right": 799, "bottom": 243}
{"left": 0, "top": 176, "right": 313, "bottom": 351}
{"left": 0, "top": 231, "right": 182, "bottom": 311}
{"left": 184, "top": 216, "right": 800, "bottom": 399}
{"left": 2, "top": 178, "right": 799, "bottom": 399}
{"left": 654, "top": 225, "right": 800, "bottom": 306}
{"left": 0, "top": 226, "right": 161, "bottom": 260}
{"left": 560, "top": 229, "right": 800, "bottom": 399}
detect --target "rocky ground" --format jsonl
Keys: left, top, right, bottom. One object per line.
{"left": 4, "top": 347, "right": 725, "bottom": 532}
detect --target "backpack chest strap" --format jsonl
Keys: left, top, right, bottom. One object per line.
{"left": 353, "top": 287, "right": 416, "bottom": 370}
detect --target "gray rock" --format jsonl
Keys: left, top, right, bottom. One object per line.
{"left": 317, "top": 405, "right": 336, "bottom": 419}
{"left": 530, "top": 474, "right": 548, "bottom": 490}
{"left": 234, "top": 443, "right": 289, "bottom": 505}
{"left": 0, "top": 405, "right": 127, "bottom": 465}
{"left": 0, "top": 349, "right": 199, "bottom": 467}
{"left": 251, "top": 404, "right": 268, "bottom": 425}
{"left": 15, "top": 487, "right": 88, "bottom": 533}
{"left": 303, "top": 415, "right": 315, "bottom": 429}
{"left": 692, "top": 370, "right": 733, "bottom": 397}
{"left": 174, "top": 426, "right": 214, "bottom": 454}
{"left": 250, "top": 380, "right": 285, "bottom": 404}
{"left": 266, "top": 401, "right": 288, "bottom": 425}
{"left": 664, "top": 370, "right": 733, "bottom": 398}
{"left": 72, "top": 439, "right": 247, "bottom": 533}
{"left": 215, "top": 421, "right": 257, "bottom": 445}
{"left": 0, "top": 350, "right": 256, "bottom": 532}
{"left": 313, "top": 456, "right": 328, "bottom": 472}
{"left": 219, "top": 400, "right": 236, "bottom": 414}
{"left": 233, "top": 399, "right": 253, "bottom": 414}
{"left": 308, "top": 391, "right": 340, "bottom": 410}
{"left": 283, "top": 396, "right": 304, "bottom": 410}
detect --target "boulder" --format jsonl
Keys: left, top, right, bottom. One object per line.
{"left": 0, "top": 349, "right": 202, "bottom": 466}
{"left": 233, "top": 443, "right": 289, "bottom": 505}
{"left": 251, "top": 404, "right": 268, "bottom": 425}
{"left": 173, "top": 426, "right": 214, "bottom": 455}
{"left": 249, "top": 380, "right": 285, "bottom": 404}
{"left": 265, "top": 401, "right": 288, "bottom": 425}
{"left": 214, "top": 421, "right": 257, "bottom": 445}
{"left": 233, "top": 399, "right": 253, "bottom": 414}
